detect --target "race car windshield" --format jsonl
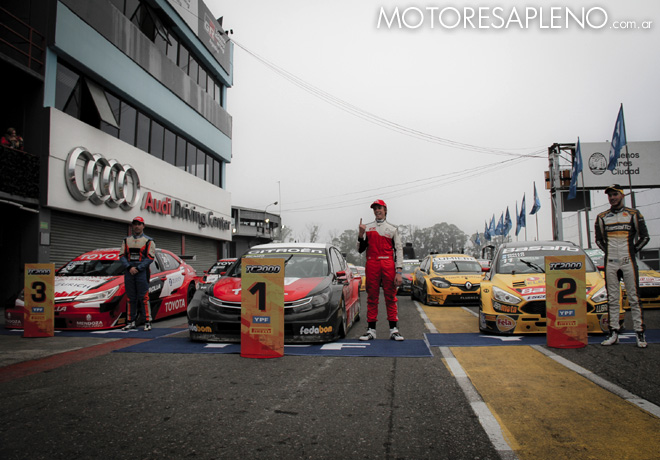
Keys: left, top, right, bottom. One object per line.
{"left": 402, "top": 263, "right": 419, "bottom": 274}
{"left": 229, "top": 254, "right": 329, "bottom": 278}
{"left": 209, "top": 262, "right": 232, "bottom": 274}
{"left": 432, "top": 260, "right": 482, "bottom": 273}
{"left": 58, "top": 259, "right": 125, "bottom": 277}
{"left": 497, "top": 251, "right": 596, "bottom": 274}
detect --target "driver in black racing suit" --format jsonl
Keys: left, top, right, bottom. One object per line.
{"left": 595, "top": 184, "right": 649, "bottom": 348}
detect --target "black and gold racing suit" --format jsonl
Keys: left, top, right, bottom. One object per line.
{"left": 595, "top": 206, "right": 649, "bottom": 332}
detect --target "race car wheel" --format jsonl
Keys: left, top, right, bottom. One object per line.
{"left": 337, "top": 298, "right": 347, "bottom": 338}
{"left": 411, "top": 285, "right": 418, "bottom": 301}
{"left": 187, "top": 283, "right": 196, "bottom": 306}
{"left": 423, "top": 283, "right": 430, "bottom": 305}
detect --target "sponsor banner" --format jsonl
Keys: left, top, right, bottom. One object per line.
{"left": 241, "top": 258, "right": 284, "bottom": 358}
{"left": 545, "top": 256, "right": 587, "bottom": 348}
{"left": 24, "top": 264, "right": 55, "bottom": 338}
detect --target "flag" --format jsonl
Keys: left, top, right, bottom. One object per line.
{"left": 494, "top": 213, "right": 504, "bottom": 236}
{"left": 530, "top": 182, "right": 541, "bottom": 215}
{"left": 568, "top": 138, "right": 583, "bottom": 200}
{"left": 475, "top": 232, "right": 481, "bottom": 246}
{"left": 503, "top": 207, "right": 512, "bottom": 236}
{"left": 607, "top": 104, "right": 626, "bottom": 171}
{"left": 489, "top": 215, "right": 496, "bottom": 236}
{"left": 517, "top": 194, "right": 526, "bottom": 235}
{"left": 484, "top": 220, "right": 491, "bottom": 241}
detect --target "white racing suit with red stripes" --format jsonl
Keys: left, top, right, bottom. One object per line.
{"left": 358, "top": 219, "right": 404, "bottom": 324}
{"left": 595, "top": 206, "right": 649, "bottom": 333}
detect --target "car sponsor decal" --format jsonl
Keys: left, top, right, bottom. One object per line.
{"left": 159, "top": 270, "right": 185, "bottom": 297}
{"left": 496, "top": 316, "right": 517, "bottom": 332}
{"left": 298, "top": 325, "right": 333, "bottom": 335}
{"left": 246, "top": 248, "right": 324, "bottom": 255}
{"left": 640, "top": 275, "right": 660, "bottom": 286}
{"left": 54, "top": 277, "right": 115, "bottom": 298}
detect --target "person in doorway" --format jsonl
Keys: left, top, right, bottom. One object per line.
{"left": 357, "top": 199, "right": 404, "bottom": 341}
{"left": 595, "top": 184, "right": 650, "bottom": 348}
{"left": 120, "top": 216, "right": 156, "bottom": 331}
{"left": 1, "top": 127, "right": 24, "bottom": 150}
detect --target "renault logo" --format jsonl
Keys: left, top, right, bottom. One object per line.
{"left": 465, "top": 282, "right": 473, "bottom": 290}
{"left": 65, "top": 147, "right": 141, "bottom": 210}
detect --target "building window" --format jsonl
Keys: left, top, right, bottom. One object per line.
{"left": 119, "top": 101, "right": 137, "bottom": 146}
{"left": 163, "top": 129, "right": 176, "bottom": 165}
{"left": 150, "top": 119, "right": 164, "bottom": 159}
{"left": 135, "top": 111, "right": 150, "bottom": 151}
{"left": 176, "top": 136, "right": 187, "bottom": 171}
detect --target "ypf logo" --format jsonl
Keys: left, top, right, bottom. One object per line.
{"left": 65, "top": 147, "right": 141, "bottom": 210}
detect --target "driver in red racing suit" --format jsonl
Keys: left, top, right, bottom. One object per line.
{"left": 595, "top": 184, "right": 649, "bottom": 348}
{"left": 357, "top": 199, "right": 404, "bottom": 341}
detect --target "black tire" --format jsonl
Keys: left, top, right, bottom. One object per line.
{"left": 186, "top": 283, "right": 196, "bottom": 306}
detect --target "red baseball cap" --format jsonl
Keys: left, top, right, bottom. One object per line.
{"left": 132, "top": 216, "right": 145, "bottom": 224}
{"left": 370, "top": 199, "right": 387, "bottom": 209}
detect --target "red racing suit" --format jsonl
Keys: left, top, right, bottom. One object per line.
{"left": 358, "top": 219, "right": 404, "bottom": 323}
{"left": 120, "top": 233, "right": 156, "bottom": 323}
{"left": 595, "top": 206, "right": 649, "bottom": 332}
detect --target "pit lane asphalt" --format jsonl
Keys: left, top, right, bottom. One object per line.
{"left": 1, "top": 295, "right": 660, "bottom": 460}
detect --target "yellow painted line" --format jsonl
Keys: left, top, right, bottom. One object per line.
{"left": 421, "top": 305, "right": 478, "bottom": 333}
{"left": 452, "top": 346, "right": 660, "bottom": 460}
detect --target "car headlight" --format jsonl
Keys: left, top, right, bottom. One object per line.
{"left": 431, "top": 278, "right": 451, "bottom": 289}
{"left": 492, "top": 286, "right": 522, "bottom": 305}
{"left": 75, "top": 286, "right": 119, "bottom": 303}
{"left": 311, "top": 290, "right": 331, "bottom": 308}
{"left": 590, "top": 286, "right": 608, "bottom": 304}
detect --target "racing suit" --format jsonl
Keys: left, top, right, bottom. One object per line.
{"left": 120, "top": 234, "right": 156, "bottom": 324}
{"left": 358, "top": 219, "right": 404, "bottom": 324}
{"left": 595, "top": 206, "right": 649, "bottom": 332}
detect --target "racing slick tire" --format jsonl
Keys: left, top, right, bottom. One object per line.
{"left": 186, "top": 283, "right": 196, "bottom": 306}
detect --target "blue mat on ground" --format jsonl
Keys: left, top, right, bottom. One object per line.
{"left": 425, "top": 329, "right": 660, "bottom": 347}
{"left": 114, "top": 336, "right": 433, "bottom": 357}
{"left": 0, "top": 327, "right": 183, "bottom": 339}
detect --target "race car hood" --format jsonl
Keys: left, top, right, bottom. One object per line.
{"left": 494, "top": 272, "right": 604, "bottom": 299}
{"left": 54, "top": 276, "right": 121, "bottom": 301}
{"left": 432, "top": 273, "right": 483, "bottom": 283}
{"left": 640, "top": 270, "right": 660, "bottom": 287}
{"left": 211, "top": 276, "right": 330, "bottom": 302}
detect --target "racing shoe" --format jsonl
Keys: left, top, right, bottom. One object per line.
{"left": 390, "top": 328, "right": 404, "bottom": 341}
{"left": 636, "top": 331, "right": 648, "bottom": 348}
{"left": 122, "top": 321, "right": 136, "bottom": 331}
{"left": 144, "top": 322, "right": 152, "bottom": 332}
{"left": 359, "top": 328, "right": 377, "bottom": 341}
{"left": 601, "top": 329, "right": 619, "bottom": 346}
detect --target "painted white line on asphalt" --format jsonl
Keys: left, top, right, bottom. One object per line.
{"left": 413, "top": 300, "right": 437, "bottom": 333}
{"left": 439, "top": 346, "right": 518, "bottom": 460}
{"left": 531, "top": 345, "right": 660, "bottom": 419}
{"left": 462, "top": 306, "right": 479, "bottom": 317}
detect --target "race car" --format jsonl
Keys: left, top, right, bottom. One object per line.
{"left": 187, "top": 242, "right": 361, "bottom": 343}
{"left": 584, "top": 247, "right": 660, "bottom": 310}
{"left": 479, "top": 241, "right": 620, "bottom": 335}
{"left": 201, "top": 258, "right": 237, "bottom": 284}
{"left": 356, "top": 265, "right": 366, "bottom": 291}
{"left": 398, "top": 259, "right": 420, "bottom": 295}
{"left": 411, "top": 254, "right": 482, "bottom": 306}
{"left": 5, "top": 247, "right": 198, "bottom": 330}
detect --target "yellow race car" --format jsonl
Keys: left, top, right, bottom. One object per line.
{"left": 479, "top": 241, "right": 620, "bottom": 335}
{"left": 411, "top": 254, "right": 482, "bottom": 306}
{"left": 585, "top": 248, "right": 660, "bottom": 310}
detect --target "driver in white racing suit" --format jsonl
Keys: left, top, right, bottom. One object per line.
{"left": 595, "top": 184, "right": 649, "bottom": 348}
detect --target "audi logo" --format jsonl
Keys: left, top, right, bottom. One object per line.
{"left": 65, "top": 147, "right": 141, "bottom": 210}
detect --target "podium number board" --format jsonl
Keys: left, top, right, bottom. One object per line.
{"left": 545, "top": 255, "right": 587, "bottom": 348}
{"left": 24, "top": 263, "right": 55, "bottom": 338}
{"left": 241, "top": 258, "right": 285, "bottom": 358}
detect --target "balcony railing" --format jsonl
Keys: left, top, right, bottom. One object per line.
{"left": 0, "top": 146, "right": 39, "bottom": 199}
{"left": 0, "top": 6, "right": 46, "bottom": 74}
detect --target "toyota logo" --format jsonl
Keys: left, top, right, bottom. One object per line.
{"left": 65, "top": 147, "right": 141, "bottom": 210}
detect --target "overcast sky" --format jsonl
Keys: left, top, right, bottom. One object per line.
{"left": 207, "top": 0, "right": 660, "bottom": 245}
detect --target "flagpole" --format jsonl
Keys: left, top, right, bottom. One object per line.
{"left": 579, "top": 168, "right": 591, "bottom": 248}
{"left": 535, "top": 214, "right": 539, "bottom": 241}
{"left": 620, "top": 104, "right": 636, "bottom": 208}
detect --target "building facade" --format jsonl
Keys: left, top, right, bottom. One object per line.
{"left": 1, "top": 0, "right": 234, "bottom": 308}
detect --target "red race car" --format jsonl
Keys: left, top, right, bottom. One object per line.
{"left": 6, "top": 247, "right": 198, "bottom": 330}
